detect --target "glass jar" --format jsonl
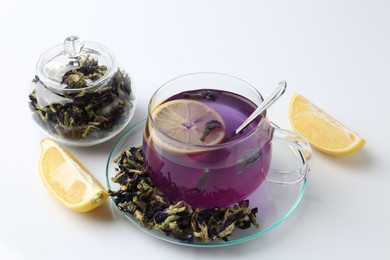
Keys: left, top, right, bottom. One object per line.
{"left": 27, "top": 36, "right": 136, "bottom": 146}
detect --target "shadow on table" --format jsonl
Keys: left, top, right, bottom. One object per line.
{"left": 313, "top": 147, "right": 375, "bottom": 173}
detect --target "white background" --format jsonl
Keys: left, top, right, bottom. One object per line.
{"left": 1, "top": 0, "right": 389, "bottom": 259}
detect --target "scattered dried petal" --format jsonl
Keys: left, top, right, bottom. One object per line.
{"left": 109, "top": 146, "right": 259, "bottom": 243}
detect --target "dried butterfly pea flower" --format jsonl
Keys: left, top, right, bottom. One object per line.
{"left": 182, "top": 90, "right": 218, "bottom": 101}
{"left": 28, "top": 56, "right": 133, "bottom": 142}
{"left": 200, "top": 120, "right": 224, "bottom": 142}
{"left": 109, "top": 146, "right": 259, "bottom": 244}
{"left": 237, "top": 147, "right": 262, "bottom": 175}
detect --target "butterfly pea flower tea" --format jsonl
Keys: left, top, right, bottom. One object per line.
{"left": 143, "top": 73, "right": 310, "bottom": 209}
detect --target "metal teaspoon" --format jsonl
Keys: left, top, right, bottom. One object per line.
{"left": 223, "top": 81, "right": 287, "bottom": 142}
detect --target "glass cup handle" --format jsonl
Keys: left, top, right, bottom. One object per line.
{"left": 266, "top": 127, "right": 311, "bottom": 184}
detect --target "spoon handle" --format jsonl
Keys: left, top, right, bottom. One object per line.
{"left": 235, "top": 81, "right": 287, "bottom": 134}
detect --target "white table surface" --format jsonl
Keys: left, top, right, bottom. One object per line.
{"left": 1, "top": 0, "right": 389, "bottom": 259}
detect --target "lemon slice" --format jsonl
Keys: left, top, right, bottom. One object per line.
{"left": 38, "top": 138, "right": 108, "bottom": 212}
{"left": 150, "top": 99, "right": 226, "bottom": 153}
{"left": 288, "top": 93, "right": 365, "bottom": 155}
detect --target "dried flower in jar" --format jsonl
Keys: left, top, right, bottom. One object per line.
{"left": 28, "top": 56, "right": 133, "bottom": 141}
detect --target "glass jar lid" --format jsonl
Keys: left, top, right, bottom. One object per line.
{"left": 36, "top": 36, "right": 118, "bottom": 92}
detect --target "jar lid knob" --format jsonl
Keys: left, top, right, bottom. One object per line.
{"left": 63, "top": 36, "right": 84, "bottom": 57}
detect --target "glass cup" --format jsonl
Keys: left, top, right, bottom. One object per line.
{"left": 143, "top": 72, "right": 311, "bottom": 209}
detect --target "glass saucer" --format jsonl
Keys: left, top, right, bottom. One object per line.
{"left": 106, "top": 119, "right": 308, "bottom": 247}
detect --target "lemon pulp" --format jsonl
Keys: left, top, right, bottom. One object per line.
{"left": 149, "top": 99, "right": 226, "bottom": 153}
{"left": 288, "top": 93, "right": 365, "bottom": 155}
{"left": 39, "top": 138, "right": 108, "bottom": 212}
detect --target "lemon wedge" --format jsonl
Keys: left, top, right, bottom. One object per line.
{"left": 150, "top": 99, "right": 225, "bottom": 153}
{"left": 38, "top": 138, "right": 108, "bottom": 212}
{"left": 288, "top": 93, "right": 365, "bottom": 156}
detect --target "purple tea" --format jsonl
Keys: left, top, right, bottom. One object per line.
{"left": 143, "top": 89, "right": 273, "bottom": 208}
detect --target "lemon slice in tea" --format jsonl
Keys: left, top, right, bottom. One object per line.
{"left": 39, "top": 138, "right": 108, "bottom": 212}
{"left": 150, "top": 99, "right": 226, "bottom": 152}
{"left": 288, "top": 93, "right": 365, "bottom": 156}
